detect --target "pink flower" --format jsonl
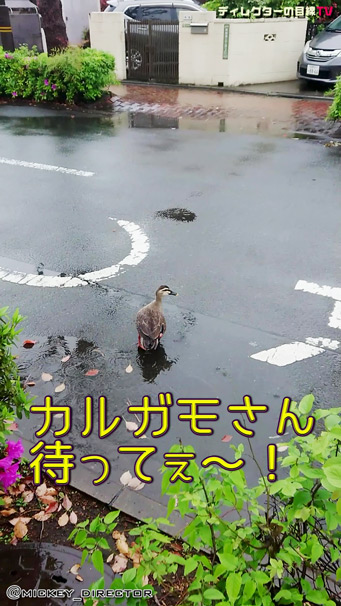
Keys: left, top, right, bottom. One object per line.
{"left": 0, "top": 462, "right": 20, "bottom": 489}
{"left": 44, "top": 79, "right": 49, "bottom": 86}
{"left": 7, "top": 440, "right": 24, "bottom": 460}
{"left": 0, "top": 439, "right": 24, "bottom": 490}
{"left": 51, "top": 84, "right": 57, "bottom": 91}
{"left": 12, "top": 91, "right": 17, "bottom": 98}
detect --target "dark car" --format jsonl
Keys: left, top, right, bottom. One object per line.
{"left": 297, "top": 15, "right": 341, "bottom": 83}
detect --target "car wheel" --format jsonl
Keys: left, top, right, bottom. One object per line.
{"left": 126, "top": 49, "right": 143, "bottom": 71}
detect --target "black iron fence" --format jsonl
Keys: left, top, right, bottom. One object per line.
{"left": 126, "top": 20, "right": 179, "bottom": 84}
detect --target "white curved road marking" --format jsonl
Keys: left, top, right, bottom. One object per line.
{"left": 0, "top": 157, "right": 94, "bottom": 177}
{"left": 0, "top": 219, "right": 149, "bottom": 288}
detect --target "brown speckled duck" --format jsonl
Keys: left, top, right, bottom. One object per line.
{"left": 136, "top": 285, "right": 178, "bottom": 350}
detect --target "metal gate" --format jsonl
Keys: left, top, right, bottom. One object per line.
{"left": 126, "top": 20, "right": 179, "bottom": 84}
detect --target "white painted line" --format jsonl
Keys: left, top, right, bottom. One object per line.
{"left": 305, "top": 337, "right": 340, "bottom": 350}
{"left": 79, "top": 220, "right": 150, "bottom": 282}
{"left": 0, "top": 157, "right": 94, "bottom": 178}
{"left": 0, "top": 220, "right": 150, "bottom": 288}
{"left": 251, "top": 342, "right": 325, "bottom": 367}
{"left": 295, "top": 279, "right": 341, "bottom": 302}
{"left": 329, "top": 301, "right": 341, "bottom": 330}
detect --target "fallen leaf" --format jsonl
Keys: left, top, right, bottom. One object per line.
{"left": 76, "top": 575, "right": 84, "bottom": 582}
{"left": 22, "top": 491, "right": 34, "bottom": 504}
{"left": 70, "top": 564, "right": 81, "bottom": 575}
{"left": 107, "top": 553, "right": 114, "bottom": 563}
{"left": 54, "top": 413, "right": 63, "bottom": 419}
{"left": 26, "top": 382, "right": 36, "bottom": 388}
{"left": 58, "top": 512, "right": 69, "bottom": 527}
{"left": 36, "top": 483, "right": 47, "bottom": 497}
{"left": 120, "top": 471, "right": 132, "bottom": 486}
{"left": 45, "top": 502, "right": 59, "bottom": 514}
{"left": 3, "top": 496, "right": 12, "bottom": 507}
{"left": 111, "top": 554, "right": 128, "bottom": 573}
{"left": 39, "top": 495, "right": 57, "bottom": 506}
{"left": 85, "top": 369, "right": 99, "bottom": 377}
{"left": 221, "top": 434, "right": 232, "bottom": 442}
{"left": 10, "top": 517, "right": 31, "bottom": 526}
{"left": 132, "top": 551, "right": 142, "bottom": 567}
{"left": 142, "top": 575, "right": 149, "bottom": 586}
{"left": 61, "top": 355, "right": 71, "bottom": 363}
{"left": 14, "top": 520, "right": 28, "bottom": 538}
{"left": 45, "top": 487, "right": 57, "bottom": 496}
{"left": 18, "top": 484, "right": 26, "bottom": 493}
{"left": 23, "top": 340, "right": 36, "bottom": 349}
{"left": 70, "top": 511, "right": 78, "bottom": 525}
{"left": 55, "top": 383, "right": 66, "bottom": 393}
{"left": 127, "top": 477, "right": 145, "bottom": 491}
{"left": 10, "top": 536, "right": 18, "bottom": 546}
{"left": 41, "top": 372, "right": 53, "bottom": 382}
{"left": 116, "top": 536, "right": 130, "bottom": 556}
{"left": 125, "top": 364, "right": 133, "bottom": 374}
{"left": 112, "top": 530, "right": 121, "bottom": 540}
{"left": 62, "top": 495, "right": 72, "bottom": 511}
{"left": 1, "top": 508, "right": 17, "bottom": 517}
{"left": 125, "top": 421, "right": 138, "bottom": 432}
{"left": 7, "top": 422, "right": 18, "bottom": 430}
{"left": 277, "top": 445, "right": 288, "bottom": 452}
{"left": 139, "top": 434, "right": 147, "bottom": 439}
{"left": 33, "top": 510, "right": 52, "bottom": 522}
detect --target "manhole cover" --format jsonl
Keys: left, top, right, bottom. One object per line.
{"left": 0, "top": 542, "right": 117, "bottom": 605}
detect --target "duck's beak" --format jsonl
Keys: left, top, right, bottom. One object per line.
{"left": 169, "top": 290, "right": 178, "bottom": 296}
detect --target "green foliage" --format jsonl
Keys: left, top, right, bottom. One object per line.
{"left": 328, "top": 76, "right": 341, "bottom": 119}
{"left": 0, "top": 307, "right": 33, "bottom": 445}
{"left": 0, "top": 45, "right": 117, "bottom": 104}
{"left": 70, "top": 396, "right": 341, "bottom": 605}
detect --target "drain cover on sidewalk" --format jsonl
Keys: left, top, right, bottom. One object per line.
{"left": 0, "top": 543, "right": 115, "bottom": 606}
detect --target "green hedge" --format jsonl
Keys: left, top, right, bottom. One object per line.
{"left": 0, "top": 45, "right": 116, "bottom": 104}
{"left": 328, "top": 76, "right": 341, "bottom": 120}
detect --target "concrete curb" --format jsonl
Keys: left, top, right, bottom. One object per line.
{"left": 120, "top": 80, "right": 334, "bottom": 102}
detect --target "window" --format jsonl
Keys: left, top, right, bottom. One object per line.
{"left": 326, "top": 16, "right": 341, "bottom": 31}
{"left": 125, "top": 6, "right": 140, "bottom": 18}
{"left": 105, "top": 5, "right": 116, "bottom": 11}
{"left": 140, "top": 5, "right": 174, "bottom": 20}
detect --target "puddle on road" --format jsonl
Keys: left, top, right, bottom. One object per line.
{"left": 155, "top": 208, "right": 197, "bottom": 222}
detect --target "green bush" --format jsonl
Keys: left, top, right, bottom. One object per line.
{"left": 328, "top": 76, "right": 341, "bottom": 119}
{"left": 0, "top": 45, "right": 117, "bottom": 104}
{"left": 70, "top": 395, "right": 341, "bottom": 606}
{"left": 0, "top": 307, "right": 32, "bottom": 445}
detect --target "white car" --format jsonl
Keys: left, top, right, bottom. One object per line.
{"left": 104, "top": 0, "right": 206, "bottom": 21}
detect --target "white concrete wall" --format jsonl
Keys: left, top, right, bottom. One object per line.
{"left": 61, "top": 0, "right": 100, "bottom": 45}
{"left": 179, "top": 13, "right": 307, "bottom": 86}
{"left": 89, "top": 12, "right": 126, "bottom": 81}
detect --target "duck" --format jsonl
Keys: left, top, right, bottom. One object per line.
{"left": 136, "top": 285, "right": 178, "bottom": 351}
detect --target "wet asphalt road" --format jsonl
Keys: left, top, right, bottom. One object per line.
{"left": 0, "top": 102, "right": 340, "bottom": 518}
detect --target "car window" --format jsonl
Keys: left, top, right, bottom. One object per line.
{"left": 125, "top": 6, "right": 140, "bottom": 18}
{"left": 326, "top": 15, "right": 341, "bottom": 31}
{"left": 140, "top": 5, "right": 174, "bottom": 20}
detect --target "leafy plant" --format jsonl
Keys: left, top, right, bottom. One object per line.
{"left": 0, "top": 307, "right": 32, "bottom": 446}
{"left": 328, "top": 76, "right": 341, "bottom": 119}
{"left": 0, "top": 45, "right": 117, "bottom": 104}
{"left": 70, "top": 396, "right": 341, "bottom": 606}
